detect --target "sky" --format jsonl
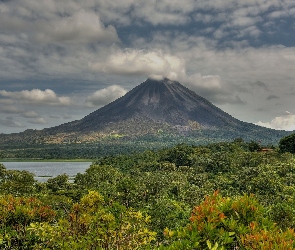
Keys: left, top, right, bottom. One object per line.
{"left": 1, "top": 0, "right": 295, "bottom": 134}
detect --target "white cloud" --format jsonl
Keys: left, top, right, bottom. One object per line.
{"left": 268, "top": 10, "right": 288, "bottom": 19}
{"left": 85, "top": 85, "right": 127, "bottom": 107}
{"left": 33, "top": 10, "right": 120, "bottom": 45}
{"left": 22, "top": 111, "right": 39, "bottom": 118}
{"left": 91, "top": 49, "right": 186, "bottom": 80}
{"left": 28, "top": 118, "right": 47, "bottom": 125}
{"left": 0, "top": 89, "right": 72, "bottom": 106}
{"left": 237, "top": 25, "right": 261, "bottom": 38}
{"left": 257, "top": 113, "right": 295, "bottom": 131}
{"left": 231, "top": 16, "right": 259, "bottom": 27}
{"left": 133, "top": 5, "right": 190, "bottom": 26}
{"left": 185, "top": 73, "right": 222, "bottom": 91}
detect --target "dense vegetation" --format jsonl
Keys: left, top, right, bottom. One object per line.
{"left": 279, "top": 133, "right": 295, "bottom": 154}
{"left": 1, "top": 136, "right": 295, "bottom": 249}
{"left": 0, "top": 128, "right": 289, "bottom": 160}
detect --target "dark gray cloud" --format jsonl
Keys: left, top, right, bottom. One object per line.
{"left": 266, "top": 95, "right": 279, "bottom": 100}
{"left": 49, "top": 115, "right": 60, "bottom": 119}
{"left": 0, "top": 105, "right": 23, "bottom": 114}
{"left": 250, "top": 81, "right": 269, "bottom": 91}
{"left": 63, "top": 114, "right": 73, "bottom": 119}
{"left": 0, "top": 117, "right": 24, "bottom": 128}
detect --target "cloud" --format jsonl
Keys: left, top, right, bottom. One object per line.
{"left": 183, "top": 73, "right": 245, "bottom": 105}
{"left": 0, "top": 6, "right": 119, "bottom": 45}
{"left": 250, "top": 81, "right": 269, "bottom": 90}
{"left": 63, "top": 114, "right": 73, "bottom": 119}
{"left": 132, "top": 3, "right": 191, "bottom": 26}
{"left": 91, "top": 49, "right": 186, "bottom": 80}
{"left": 49, "top": 115, "right": 60, "bottom": 119}
{"left": 257, "top": 113, "right": 295, "bottom": 131}
{"left": 22, "top": 111, "right": 39, "bottom": 118}
{"left": 0, "top": 89, "right": 72, "bottom": 106}
{"left": 266, "top": 95, "right": 279, "bottom": 100}
{"left": 33, "top": 11, "right": 120, "bottom": 45}
{"left": 0, "top": 105, "right": 23, "bottom": 114}
{"left": 85, "top": 85, "right": 127, "bottom": 107}
{"left": 28, "top": 118, "right": 47, "bottom": 125}
{"left": 185, "top": 74, "right": 222, "bottom": 91}
{"left": 96, "top": 0, "right": 196, "bottom": 26}
{"left": 0, "top": 117, "right": 24, "bottom": 128}
{"left": 0, "top": 98, "right": 14, "bottom": 105}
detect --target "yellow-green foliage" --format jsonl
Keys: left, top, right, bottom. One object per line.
{"left": 0, "top": 195, "right": 56, "bottom": 226}
{"left": 0, "top": 195, "right": 56, "bottom": 248}
{"left": 28, "top": 190, "right": 156, "bottom": 249}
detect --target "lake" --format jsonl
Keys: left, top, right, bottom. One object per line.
{"left": 1, "top": 162, "right": 92, "bottom": 182}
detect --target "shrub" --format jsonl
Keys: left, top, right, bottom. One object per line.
{"left": 279, "top": 133, "right": 295, "bottom": 154}
{"left": 161, "top": 191, "right": 295, "bottom": 249}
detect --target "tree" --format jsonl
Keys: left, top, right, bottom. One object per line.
{"left": 0, "top": 165, "right": 36, "bottom": 195}
{"left": 247, "top": 140, "right": 262, "bottom": 152}
{"left": 279, "top": 133, "right": 295, "bottom": 153}
{"left": 46, "top": 174, "right": 70, "bottom": 192}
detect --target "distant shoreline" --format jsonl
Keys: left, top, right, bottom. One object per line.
{"left": 0, "top": 158, "right": 93, "bottom": 162}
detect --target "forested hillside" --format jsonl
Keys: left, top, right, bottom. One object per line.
{"left": 1, "top": 139, "right": 295, "bottom": 249}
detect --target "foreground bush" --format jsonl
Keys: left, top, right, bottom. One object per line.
{"left": 0, "top": 195, "right": 56, "bottom": 248}
{"left": 161, "top": 191, "right": 295, "bottom": 249}
{"left": 28, "top": 191, "right": 156, "bottom": 249}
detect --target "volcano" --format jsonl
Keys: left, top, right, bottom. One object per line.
{"left": 0, "top": 78, "right": 291, "bottom": 145}
{"left": 48, "top": 78, "right": 242, "bottom": 133}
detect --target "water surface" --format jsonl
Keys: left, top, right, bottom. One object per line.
{"left": 1, "top": 162, "right": 91, "bottom": 182}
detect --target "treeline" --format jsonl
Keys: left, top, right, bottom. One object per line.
{"left": 1, "top": 138, "right": 295, "bottom": 248}
{"left": 0, "top": 127, "right": 291, "bottom": 159}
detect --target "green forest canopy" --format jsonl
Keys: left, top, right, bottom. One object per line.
{"left": 1, "top": 136, "right": 295, "bottom": 249}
